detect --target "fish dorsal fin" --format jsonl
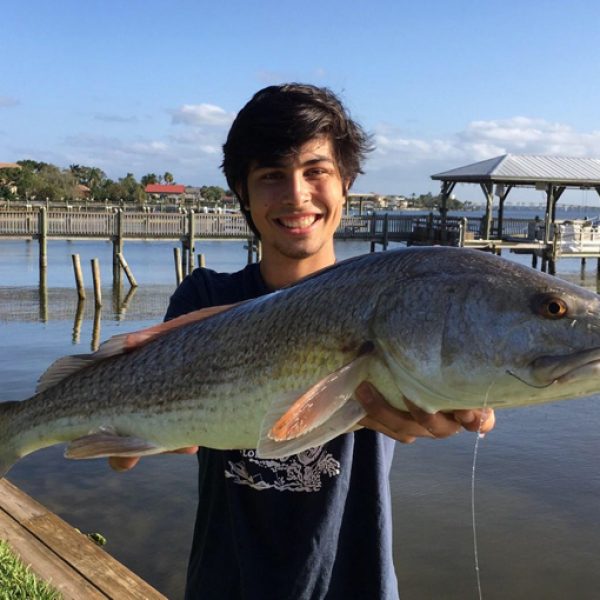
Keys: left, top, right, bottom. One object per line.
{"left": 256, "top": 350, "right": 372, "bottom": 458}
{"left": 35, "top": 302, "right": 242, "bottom": 394}
{"left": 117, "top": 302, "right": 241, "bottom": 352}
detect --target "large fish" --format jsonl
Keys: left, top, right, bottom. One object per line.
{"left": 3, "top": 246, "right": 600, "bottom": 477}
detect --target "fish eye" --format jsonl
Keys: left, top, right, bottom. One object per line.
{"left": 534, "top": 295, "right": 569, "bottom": 319}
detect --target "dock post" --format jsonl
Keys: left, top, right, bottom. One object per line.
{"left": 458, "top": 218, "right": 468, "bottom": 247}
{"left": 247, "top": 238, "right": 253, "bottom": 264}
{"left": 187, "top": 209, "right": 196, "bottom": 274}
{"left": 198, "top": 253, "right": 206, "bottom": 268}
{"left": 91, "top": 258, "right": 102, "bottom": 308}
{"left": 255, "top": 239, "right": 262, "bottom": 262}
{"left": 71, "top": 254, "right": 86, "bottom": 299}
{"left": 532, "top": 254, "right": 538, "bottom": 269}
{"left": 113, "top": 209, "right": 124, "bottom": 286}
{"left": 117, "top": 252, "right": 138, "bottom": 287}
{"left": 382, "top": 213, "right": 389, "bottom": 251}
{"left": 174, "top": 247, "right": 183, "bottom": 285}
{"left": 38, "top": 206, "right": 48, "bottom": 271}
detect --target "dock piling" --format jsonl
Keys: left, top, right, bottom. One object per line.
{"left": 173, "top": 247, "right": 183, "bottom": 286}
{"left": 91, "top": 258, "right": 102, "bottom": 308}
{"left": 72, "top": 254, "right": 86, "bottom": 299}
{"left": 117, "top": 252, "right": 138, "bottom": 288}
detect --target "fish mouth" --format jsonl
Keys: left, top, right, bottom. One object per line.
{"left": 523, "top": 348, "right": 600, "bottom": 387}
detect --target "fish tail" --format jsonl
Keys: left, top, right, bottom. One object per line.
{"left": 0, "top": 401, "right": 22, "bottom": 478}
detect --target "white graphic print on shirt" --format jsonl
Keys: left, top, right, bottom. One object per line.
{"left": 224, "top": 446, "right": 341, "bottom": 492}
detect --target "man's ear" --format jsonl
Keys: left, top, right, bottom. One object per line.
{"left": 342, "top": 179, "right": 352, "bottom": 198}
{"left": 235, "top": 185, "right": 250, "bottom": 210}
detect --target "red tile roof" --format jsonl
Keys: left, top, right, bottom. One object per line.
{"left": 145, "top": 184, "right": 185, "bottom": 194}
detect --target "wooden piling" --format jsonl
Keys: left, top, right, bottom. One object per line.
{"left": 173, "top": 247, "right": 183, "bottom": 286}
{"left": 198, "top": 253, "right": 206, "bottom": 268}
{"left": 91, "top": 258, "right": 102, "bottom": 308}
{"left": 187, "top": 209, "right": 196, "bottom": 274}
{"left": 38, "top": 206, "right": 48, "bottom": 271}
{"left": 117, "top": 252, "right": 138, "bottom": 287}
{"left": 72, "top": 254, "right": 86, "bottom": 299}
{"left": 113, "top": 209, "right": 124, "bottom": 283}
{"left": 382, "top": 213, "right": 389, "bottom": 251}
{"left": 247, "top": 238, "right": 253, "bottom": 264}
{"left": 255, "top": 239, "right": 262, "bottom": 262}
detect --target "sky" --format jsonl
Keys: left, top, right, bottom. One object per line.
{"left": 2, "top": 0, "right": 600, "bottom": 204}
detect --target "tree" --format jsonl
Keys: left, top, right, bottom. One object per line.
{"left": 141, "top": 173, "right": 158, "bottom": 186}
{"left": 200, "top": 185, "right": 226, "bottom": 203}
{"left": 164, "top": 171, "right": 174, "bottom": 184}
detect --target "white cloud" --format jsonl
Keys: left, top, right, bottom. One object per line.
{"left": 94, "top": 113, "right": 138, "bottom": 123}
{"left": 371, "top": 117, "right": 600, "bottom": 170}
{"left": 171, "top": 104, "right": 234, "bottom": 127}
{"left": 0, "top": 96, "right": 19, "bottom": 108}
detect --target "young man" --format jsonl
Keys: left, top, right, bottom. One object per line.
{"left": 112, "top": 83, "right": 494, "bottom": 599}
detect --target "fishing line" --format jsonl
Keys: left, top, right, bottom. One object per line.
{"left": 471, "top": 381, "right": 495, "bottom": 600}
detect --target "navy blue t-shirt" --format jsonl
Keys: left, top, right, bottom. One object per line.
{"left": 165, "top": 263, "right": 399, "bottom": 600}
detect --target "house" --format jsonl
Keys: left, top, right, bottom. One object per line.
{"left": 144, "top": 184, "right": 186, "bottom": 203}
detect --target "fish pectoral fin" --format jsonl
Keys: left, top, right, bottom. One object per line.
{"left": 257, "top": 398, "right": 367, "bottom": 459}
{"left": 65, "top": 432, "right": 162, "bottom": 460}
{"left": 255, "top": 352, "right": 371, "bottom": 460}
{"left": 267, "top": 352, "right": 371, "bottom": 443}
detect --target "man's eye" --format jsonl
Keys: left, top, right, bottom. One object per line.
{"left": 306, "top": 168, "right": 327, "bottom": 177}
{"left": 261, "top": 172, "right": 283, "bottom": 181}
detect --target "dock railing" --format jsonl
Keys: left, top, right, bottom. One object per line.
{"left": 0, "top": 209, "right": 544, "bottom": 247}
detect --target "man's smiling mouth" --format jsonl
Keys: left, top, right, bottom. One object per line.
{"left": 276, "top": 215, "right": 323, "bottom": 229}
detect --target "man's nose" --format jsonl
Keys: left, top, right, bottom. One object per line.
{"left": 283, "top": 173, "right": 310, "bottom": 205}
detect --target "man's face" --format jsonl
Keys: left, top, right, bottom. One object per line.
{"left": 245, "top": 137, "right": 347, "bottom": 263}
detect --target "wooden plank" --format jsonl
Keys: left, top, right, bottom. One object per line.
{"left": 0, "top": 510, "right": 107, "bottom": 599}
{"left": 0, "top": 479, "right": 166, "bottom": 599}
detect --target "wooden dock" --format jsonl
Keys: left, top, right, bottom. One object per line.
{"left": 3, "top": 209, "right": 600, "bottom": 275}
{"left": 0, "top": 479, "right": 166, "bottom": 599}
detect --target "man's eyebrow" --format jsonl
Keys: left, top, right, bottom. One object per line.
{"left": 253, "top": 155, "right": 335, "bottom": 169}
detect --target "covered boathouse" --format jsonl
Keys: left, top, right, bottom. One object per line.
{"left": 431, "top": 154, "right": 600, "bottom": 272}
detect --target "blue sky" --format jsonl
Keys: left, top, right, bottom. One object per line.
{"left": 2, "top": 0, "right": 600, "bottom": 202}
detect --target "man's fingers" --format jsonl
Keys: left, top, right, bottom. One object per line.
{"left": 403, "top": 398, "right": 462, "bottom": 438}
{"left": 355, "top": 382, "right": 435, "bottom": 442}
{"left": 358, "top": 416, "right": 420, "bottom": 444}
{"left": 108, "top": 456, "right": 140, "bottom": 472}
{"left": 454, "top": 409, "right": 496, "bottom": 433}
{"left": 108, "top": 446, "right": 199, "bottom": 472}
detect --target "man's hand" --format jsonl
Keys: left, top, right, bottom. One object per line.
{"left": 108, "top": 446, "right": 199, "bottom": 472}
{"left": 355, "top": 382, "right": 495, "bottom": 444}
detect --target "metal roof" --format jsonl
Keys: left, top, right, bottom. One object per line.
{"left": 431, "top": 154, "right": 600, "bottom": 186}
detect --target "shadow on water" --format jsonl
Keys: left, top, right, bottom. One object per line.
{"left": 2, "top": 240, "right": 600, "bottom": 598}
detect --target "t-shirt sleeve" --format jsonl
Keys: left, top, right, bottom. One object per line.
{"left": 164, "top": 271, "right": 213, "bottom": 321}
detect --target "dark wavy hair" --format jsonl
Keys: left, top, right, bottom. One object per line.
{"left": 221, "top": 83, "right": 372, "bottom": 237}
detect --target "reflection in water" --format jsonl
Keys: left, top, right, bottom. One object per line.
{"left": 72, "top": 298, "right": 85, "bottom": 344}
{"left": 91, "top": 306, "right": 102, "bottom": 351}
{"left": 118, "top": 285, "right": 138, "bottom": 319}
{"left": 38, "top": 267, "right": 47, "bottom": 322}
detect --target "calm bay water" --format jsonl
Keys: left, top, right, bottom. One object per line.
{"left": 1, "top": 220, "right": 600, "bottom": 599}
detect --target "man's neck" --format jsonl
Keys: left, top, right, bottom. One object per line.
{"left": 259, "top": 250, "right": 336, "bottom": 289}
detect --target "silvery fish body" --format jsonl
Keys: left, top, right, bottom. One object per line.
{"left": 3, "top": 246, "right": 600, "bottom": 476}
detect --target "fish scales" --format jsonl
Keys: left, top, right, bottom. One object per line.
{"left": 4, "top": 247, "right": 600, "bottom": 474}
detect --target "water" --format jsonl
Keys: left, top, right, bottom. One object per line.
{"left": 1, "top": 229, "right": 600, "bottom": 599}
